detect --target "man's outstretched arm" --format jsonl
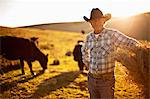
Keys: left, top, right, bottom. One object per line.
{"left": 112, "top": 30, "right": 141, "bottom": 52}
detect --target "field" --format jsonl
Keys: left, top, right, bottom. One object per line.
{"left": 0, "top": 27, "right": 148, "bottom": 98}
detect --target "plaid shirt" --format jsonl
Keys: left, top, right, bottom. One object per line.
{"left": 82, "top": 28, "right": 140, "bottom": 75}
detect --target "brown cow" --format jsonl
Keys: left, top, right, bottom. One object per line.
{"left": 0, "top": 36, "right": 48, "bottom": 75}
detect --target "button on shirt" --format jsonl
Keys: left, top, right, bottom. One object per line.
{"left": 82, "top": 28, "right": 140, "bottom": 75}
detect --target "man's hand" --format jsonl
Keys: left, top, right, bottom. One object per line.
{"left": 84, "top": 62, "right": 89, "bottom": 70}
{"left": 85, "top": 65, "right": 89, "bottom": 70}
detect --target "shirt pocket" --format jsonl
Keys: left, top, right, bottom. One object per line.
{"left": 100, "top": 42, "right": 113, "bottom": 57}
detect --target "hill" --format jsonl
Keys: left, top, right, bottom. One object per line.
{"left": 107, "top": 12, "right": 150, "bottom": 40}
{"left": 20, "top": 12, "right": 150, "bottom": 40}
{"left": 20, "top": 22, "right": 92, "bottom": 34}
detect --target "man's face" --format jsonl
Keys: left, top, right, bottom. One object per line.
{"left": 89, "top": 18, "right": 106, "bottom": 30}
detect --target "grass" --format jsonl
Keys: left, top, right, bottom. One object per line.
{"left": 0, "top": 26, "right": 148, "bottom": 98}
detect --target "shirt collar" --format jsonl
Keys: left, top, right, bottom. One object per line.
{"left": 91, "top": 28, "right": 107, "bottom": 39}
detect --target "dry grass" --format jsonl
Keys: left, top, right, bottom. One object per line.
{"left": 113, "top": 41, "right": 150, "bottom": 98}
{"left": 0, "top": 27, "right": 149, "bottom": 98}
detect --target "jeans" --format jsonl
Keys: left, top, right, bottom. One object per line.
{"left": 88, "top": 72, "right": 115, "bottom": 99}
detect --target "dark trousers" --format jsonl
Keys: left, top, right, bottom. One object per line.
{"left": 88, "top": 72, "right": 115, "bottom": 99}
{"left": 78, "top": 61, "right": 84, "bottom": 71}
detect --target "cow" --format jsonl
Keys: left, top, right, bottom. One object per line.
{"left": 0, "top": 36, "right": 48, "bottom": 75}
{"left": 30, "top": 37, "right": 39, "bottom": 45}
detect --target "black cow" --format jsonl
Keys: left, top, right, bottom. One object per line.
{"left": 0, "top": 36, "right": 48, "bottom": 75}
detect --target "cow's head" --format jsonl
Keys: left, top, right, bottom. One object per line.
{"left": 40, "top": 54, "right": 48, "bottom": 71}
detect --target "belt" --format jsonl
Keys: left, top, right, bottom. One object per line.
{"left": 88, "top": 72, "right": 114, "bottom": 79}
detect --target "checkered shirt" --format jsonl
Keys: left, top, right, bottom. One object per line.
{"left": 82, "top": 28, "right": 140, "bottom": 75}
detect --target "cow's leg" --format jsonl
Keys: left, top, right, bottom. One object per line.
{"left": 20, "top": 59, "right": 25, "bottom": 75}
{"left": 27, "top": 62, "right": 35, "bottom": 75}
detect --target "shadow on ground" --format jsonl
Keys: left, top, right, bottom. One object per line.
{"left": 0, "top": 64, "right": 20, "bottom": 75}
{"left": 31, "top": 71, "right": 80, "bottom": 98}
{"left": 0, "top": 70, "right": 44, "bottom": 93}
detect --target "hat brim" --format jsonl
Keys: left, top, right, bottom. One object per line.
{"left": 83, "top": 16, "right": 90, "bottom": 22}
{"left": 83, "top": 13, "right": 111, "bottom": 22}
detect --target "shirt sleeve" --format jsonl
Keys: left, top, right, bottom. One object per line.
{"left": 112, "top": 30, "right": 141, "bottom": 51}
{"left": 81, "top": 35, "right": 90, "bottom": 67}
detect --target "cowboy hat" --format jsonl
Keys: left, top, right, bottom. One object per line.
{"left": 83, "top": 8, "right": 111, "bottom": 22}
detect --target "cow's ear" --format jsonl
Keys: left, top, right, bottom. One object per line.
{"left": 46, "top": 54, "right": 48, "bottom": 57}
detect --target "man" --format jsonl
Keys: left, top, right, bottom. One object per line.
{"left": 73, "top": 40, "right": 85, "bottom": 72}
{"left": 82, "top": 8, "right": 140, "bottom": 99}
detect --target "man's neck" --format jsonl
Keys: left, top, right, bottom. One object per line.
{"left": 94, "top": 27, "right": 104, "bottom": 34}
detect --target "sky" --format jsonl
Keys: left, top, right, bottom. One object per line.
{"left": 0, "top": 0, "right": 150, "bottom": 27}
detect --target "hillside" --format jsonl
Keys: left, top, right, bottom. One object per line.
{"left": 0, "top": 27, "right": 148, "bottom": 98}
{"left": 107, "top": 12, "right": 150, "bottom": 40}
{"left": 20, "top": 12, "right": 150, "bottom": 40}
{"left": 20, "top": 22, "right": 92, "bottom": 34}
